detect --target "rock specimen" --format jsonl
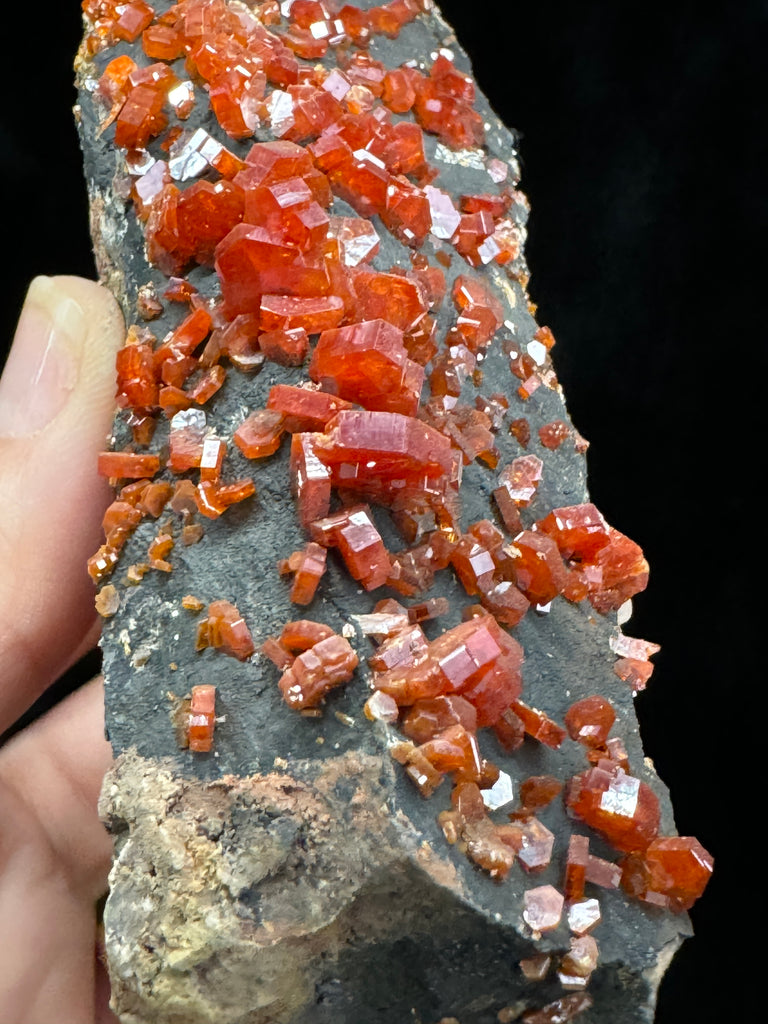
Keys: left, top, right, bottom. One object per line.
{"left": 75, "top": 2, "right": 712, "bottom": 1022}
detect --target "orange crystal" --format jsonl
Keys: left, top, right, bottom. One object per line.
{"left": 98, "top": 451, "right": 161, "bottom": 479}
{"left": 267, "top": 384, "right": 354, "bottom": 433}
{"left": 282, "top": 542, "right": 327, "bottom": 605}
{"left": 620, "top": 836, "right": 714, "bottom": 911}
{"left": 309, "top": 318, "right": 424, "bottom": 416}
{"left": 199, "top": 599, "right": 255, "bottom": 661}
{"left": 564, "top": 696, "right": 616, "bottom": 748}
{"left": 311, "top": 504, "right": 392, "bottom": 590}
{"left": 188, "top": 684, "right": 216, "bottom": 753}
{"left": 278, "top": 632, "right": 359, "bottom": 709}
{"left": 566, "top": 762, "right": 660, "bottom": 853}
{"left": 234, "top": 409, "right": 286, "bottom": 458}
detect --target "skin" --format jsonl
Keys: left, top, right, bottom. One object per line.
{"left": 0, "top": 276, "right": 125, "bottom": 1023}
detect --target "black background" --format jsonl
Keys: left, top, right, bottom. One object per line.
{"left": 1, "top": 1, "right": 762, "bottom": 1019}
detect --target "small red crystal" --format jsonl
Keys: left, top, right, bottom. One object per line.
{"left": 98, "top": 451, "right": 161, "bottom": 479}
{"left": 311, "top": 504, "right": 391, "bottom": 590}
{"left": 278, "top": 632, "right": 359, "bottom": 709}
{"left": 188, "top": 684, "right": 216, "bottom": 753}
{"left": 234, "top": 409, "right": 286, "bottom": 458}
{"left": 519, "top": 775, "right": 563, "bottom": 812}
{"left": 282, "top": 542, "right": 327, "bottom": 605}
{"left": 565, "top": 696, "right": 616, "bottom": 748}
{"left": 539, "top": 420, "right": 571, "bottom": 450}
{"left": 510, "top": 700, "right": 567, "bottom": 749}
{"left": 564, "top": 834, "right": 590, "bottom": 902}
{"left": 199, "top": 600, "right": 255, "bottom": 661}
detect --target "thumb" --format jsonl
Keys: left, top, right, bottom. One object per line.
{"left": 0, "top": 276, "right": 124, "bottom": 732}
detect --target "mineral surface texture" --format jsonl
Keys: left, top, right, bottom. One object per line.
{"left": 76, "top": 2, "right": 711, "bottom": 1023}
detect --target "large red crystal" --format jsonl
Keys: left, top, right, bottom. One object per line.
{"left": 215, "top": 224, "right": 329, "bottom": 316}
{"left": 566, "top": 762, "right": 660, "bottom": 853}
{"left": 309, "top": 319, "right": 423, "bottom": 416}
{"left": 620, "top": 836, "right": 714, "bottom": 912}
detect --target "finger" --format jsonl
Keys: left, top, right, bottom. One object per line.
{"left": 0, "top": 676, "right": 113, "bottom": 899}
{"left": 0, "top": 677, "right": 114, "bottom": 1024}
{"left": 0, "top": 789, "right": 101, "bottom": 1024}
{"left": 0, "top": 276, "right": 124, "bottom": 732}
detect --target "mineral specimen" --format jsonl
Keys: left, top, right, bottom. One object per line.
{"left": 76, "top": 1, "right": 712, "bottom": 1021}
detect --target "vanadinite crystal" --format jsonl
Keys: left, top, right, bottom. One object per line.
{"left": 78, "top": 1, "right": 711, "bottom": 1021}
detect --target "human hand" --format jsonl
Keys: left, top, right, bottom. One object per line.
{"left": 0, "top": 276, "right": 125, "bottom": 1024}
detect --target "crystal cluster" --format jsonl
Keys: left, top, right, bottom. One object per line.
{"left": 81, "top": 0, "right": 711, "bottom": 1015}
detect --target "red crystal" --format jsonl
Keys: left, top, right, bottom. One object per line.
{"left": 142, "top": 22, "right": 184, "bottom": 61}
{"left": 536, "top": 503, "right": 611, "bottom": 562}
{"left": 115, "top": 81, "right": 169, "bottom": 150}
{"left": 382, "top": 67, "right": 417, "bottom": 112}
{"left": 280, "top": 619, "right": 335, "bottom": 653}
{"left": 260, "top": 294, "right": 344, "bottom": 335}
{"left": 497, "top": 455, "right": 543, "bottom": 505}
{"left": 566, "top": 763, "right": 661, "bottom": 853}
{"left": 413, "top": 56, "right": 484, "bottom": 150}
{"left": 168, "top": 408, "right": 206, "bottom": 472}
{"left": 234, "top": 409, "right": 286, "bottom": 458}
{"left": 267, "top": 384, "right": 354, "bottom": 433}
{"left": 115, "top": 340, "right": 158, "bottom": 410}
{"left": 309, "top": 319, "right": 423, "bottom": 416}
{"left": 584, "top": 854, "right": 622, "bottom": 889}
{"left": 374, "top": 613, "right": 521, "bottom": 716}
{"left": 312, "top": 409, "right": 456, "bottom": 511}
{"left": 195, "top": 477, "right": 255, "bottom": 518}
{"left": 98, "top": 451, "right": 161, "bottom": 479}
{"left": 368, "top": 621, "right": 428, "bottom": 673}
{"left": 519, "top": 994, "right": 593, "bottom": 1024}
{"left": 509, "top": 417, "right": 531, "bottom": 447}
{"left": 311, "top": 504, "right": 391, "bottom": 590}
{"left": 176, "top": 180, "right": 245, "bottom": 265}
{"left": 258, "top": 327, "right": 310, "bottom": 366}
{"left": 506, "top": 816, "right": 556, "bottom": 873}
{"left": 290, "top": 433, "right": 332, "bottom": 528}
{"left": 328, "top": 215, "right": 380, "bottom": 266}
{"left": 351, "top": 269, "right": 430, "bottom": 336}
{"left": 620, "top": 836, "right": 713, "bottom": 912}
{"left": 401, "top": 695, "right": 477, "bottom": 744}
{"left": 113, "top": 2, "right": 155, "bottom": 44}
{"left": 522, "top": 885, "right": 564, "bottom": 934}
{"left": 198, "top": 599, "right": 255, "bottom": 661}
{"left": 510, "top": 700, "right": 567, "bottom": 749}
{"left": 215, "top": 224, "right": 330, "bottom": 317}
{"left": 278, "top": 632, "right": 359, "bottom": 709}
{"left": 102, "top": 500, "right": 142, "bottom": 550}
{"left": 564, "top": 834, "right": 590, "bottom": 902}
{"left": 539, "top": 419, "right": 571, "bottom": 450}
{"left": 519, "top": 775, "right": 563, "bottom": 812}
{"left": 188, "top": 684, "right": 216, "bottom": 753}
{"left": 564, "top": 696, "right": 616, "bottom": 748}
{"left": 281, "top": 542, "right": 327, "bottom": 605}
{"left": 506, "top": 531, "right": 568, "bottom": 606}
{"left": 417, "top": 723, "right": 481, "bottom": 778}
{"left": 452, "top": 275, "right": 504, "bottom": 351}
{"left": 587, "top": 528, "right": 650, "bottom": 613}
{"left": 614, "top": 657, "right": 654, "bottom": 693}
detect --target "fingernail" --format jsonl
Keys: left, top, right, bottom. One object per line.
{"left": 0, "top": 276, "right": 86, "bottom": 438}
